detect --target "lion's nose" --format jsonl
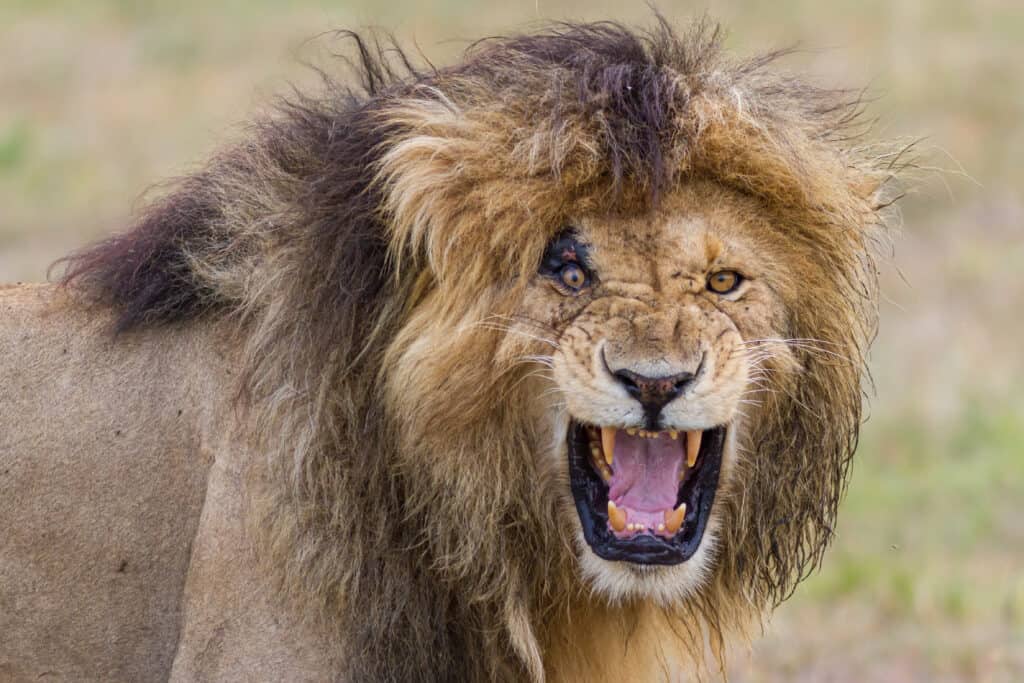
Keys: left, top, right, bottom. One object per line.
{"left": 611, "top": 368, "right": 695, "bottom": 424}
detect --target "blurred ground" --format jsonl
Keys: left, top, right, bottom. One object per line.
{"left": 1, "top": 1, "right": 1021, "bottom": 680}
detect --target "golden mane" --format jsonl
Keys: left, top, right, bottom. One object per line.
{"left": 58, "top": 18, "right": 903, "bottom": 680}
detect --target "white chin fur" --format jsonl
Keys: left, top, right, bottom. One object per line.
{"left": 575, "top": 514, "right": 720, "bottom": 606}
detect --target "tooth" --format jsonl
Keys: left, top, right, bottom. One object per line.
{"left": 600, "top": 466, "right": 612, "bottom": 481}
{"left": 657, "top": 523, "right": 666, "bottom": 532}
{"left": 664, "top": 503, "right": 686, "bottom": 535}
{"left": 607, "top": 501, "right": 627, "bottom": 532}
{"left": 686, "top": 430, "right": 701, "bottom": 467}
{"left": 626, "top": 428, "right": 637, "bottom": 436}
{"left": 600, "top": 427, "right": 616, "bottom": 467}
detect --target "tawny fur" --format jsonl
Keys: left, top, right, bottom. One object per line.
{"left": 35, "top": 17, "right": 903, "bottom": 681}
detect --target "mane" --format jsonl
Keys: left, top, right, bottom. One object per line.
{"left": 57, "top": 17, "right": 903, "bottom": 680}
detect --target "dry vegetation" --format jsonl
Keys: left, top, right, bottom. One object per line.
{"left": 1, "top": 1, "right": 1021, "bottom": 680}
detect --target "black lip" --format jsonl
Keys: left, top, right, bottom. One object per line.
{"left": 568, "top": 423, "right": 725, "bottom": 565}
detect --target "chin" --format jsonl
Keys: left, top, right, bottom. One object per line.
{"left": 575, "top": 518, "right": 721, "bottom": 605}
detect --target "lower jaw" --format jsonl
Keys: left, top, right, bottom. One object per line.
{"left": 568, "top": 423, "right": 726, "bottom": 566}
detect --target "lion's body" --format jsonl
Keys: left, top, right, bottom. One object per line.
{"left": 0, "top": 285, "right": 343, "bottom": 680}
{"left": 1, "top": 284, "right": 212, "bottom": 679}
{"left": 0, "top": 19, "right": 902, "bottom": 682}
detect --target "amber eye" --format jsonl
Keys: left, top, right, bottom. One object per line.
{"left": 707, "top": 270, "right": 742, "bottom": 294}
{"left": 560, "top": 264, "right": 587, "bottom": 291}
{"left": 540, "top": 229, "right": 592, "bottom": 295}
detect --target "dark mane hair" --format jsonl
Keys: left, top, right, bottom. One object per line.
{"left": 56, "top": 31, "right": 412, "bottom": 335}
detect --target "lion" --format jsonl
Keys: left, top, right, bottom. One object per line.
{"left": 0, "top": 18, "right": 901, "bottom": 682}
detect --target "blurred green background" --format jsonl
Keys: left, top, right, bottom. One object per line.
{"left": 1, "top": 1, "right": 1021, "bottom": 680}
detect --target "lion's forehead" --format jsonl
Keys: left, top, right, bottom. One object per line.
{"left": 575, "top": 185, "right": 777, "bottom": 284}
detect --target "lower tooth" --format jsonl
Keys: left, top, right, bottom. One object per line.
{"left": 664, "top": 503, "right": 686, "bottom": 534}
{"left": 607, "top": 501, "right": 627, "bottom": 532}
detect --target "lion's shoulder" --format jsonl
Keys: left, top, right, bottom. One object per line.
{"left": 0, "top": 281, "right": 246, "bottom": 679}
{"left": 0, "top": 282, "right": 238, "bottom": 400}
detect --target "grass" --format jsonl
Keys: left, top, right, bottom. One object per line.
{"left": 0, "top": 119, "right": 31, "bottom": 173}
{"left": 1, "top": 1, "right": 1021, "bottom": 679}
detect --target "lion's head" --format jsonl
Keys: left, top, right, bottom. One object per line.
{"left": 61, "top": 18, "right": 900, "bottom": 681}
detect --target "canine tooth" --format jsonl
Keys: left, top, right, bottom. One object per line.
{"left": 607, "top": 501, "right": 627, "bottom": 532}
{"left": 601, "top": 427, "right": 616, "bottom": 467}
{"left": 669, "top": 430, "right": 678, "bottom": 440}
{"left": 626, "top": 428, "right": 637, "bottom": 436}
{"left": 686, "top": 430, "right": 701, "bottom": 467}
{"left": 664, "top": 504, "right": 687, "bottom": 535}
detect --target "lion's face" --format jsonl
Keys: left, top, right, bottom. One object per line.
{"left": 509, "top": 183, "right": 799, "bottom": 602}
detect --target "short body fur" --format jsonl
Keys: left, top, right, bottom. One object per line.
{"left": 5, "top": 18, "right": 901, "bottom": 682}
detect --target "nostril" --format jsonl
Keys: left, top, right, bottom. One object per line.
{"left": 612, "top": 369, "right": 642, "bottom": 396}
{"left": 610, "top": 368, "right": 634, "bottom": 389}
{"left": 672, "top": 371, "right": 695, "bottom": 393}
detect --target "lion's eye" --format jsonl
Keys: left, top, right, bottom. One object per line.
{"left": 540, "top": 229, "right": 592, "bottom": 295}
{"left": 707, "top": 270, "right": 742, "bottom": 294}
{"left": 560, "top": 263, "right": 587, "bottom": 291}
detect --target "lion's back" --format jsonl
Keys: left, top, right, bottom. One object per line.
{"left": 0, "top": 284, "right": 232, "bottom": 680}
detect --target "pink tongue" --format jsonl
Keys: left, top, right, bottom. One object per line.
{"left": 608, "top": 431, "right": 684, "bottom": 512}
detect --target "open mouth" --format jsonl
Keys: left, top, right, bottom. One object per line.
{"left": 568, "top": 422, "right": 726, "bottom": 565}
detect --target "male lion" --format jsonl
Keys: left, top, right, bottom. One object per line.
{"left": 0, "top": 19, "right": 900, "bottom": 682}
